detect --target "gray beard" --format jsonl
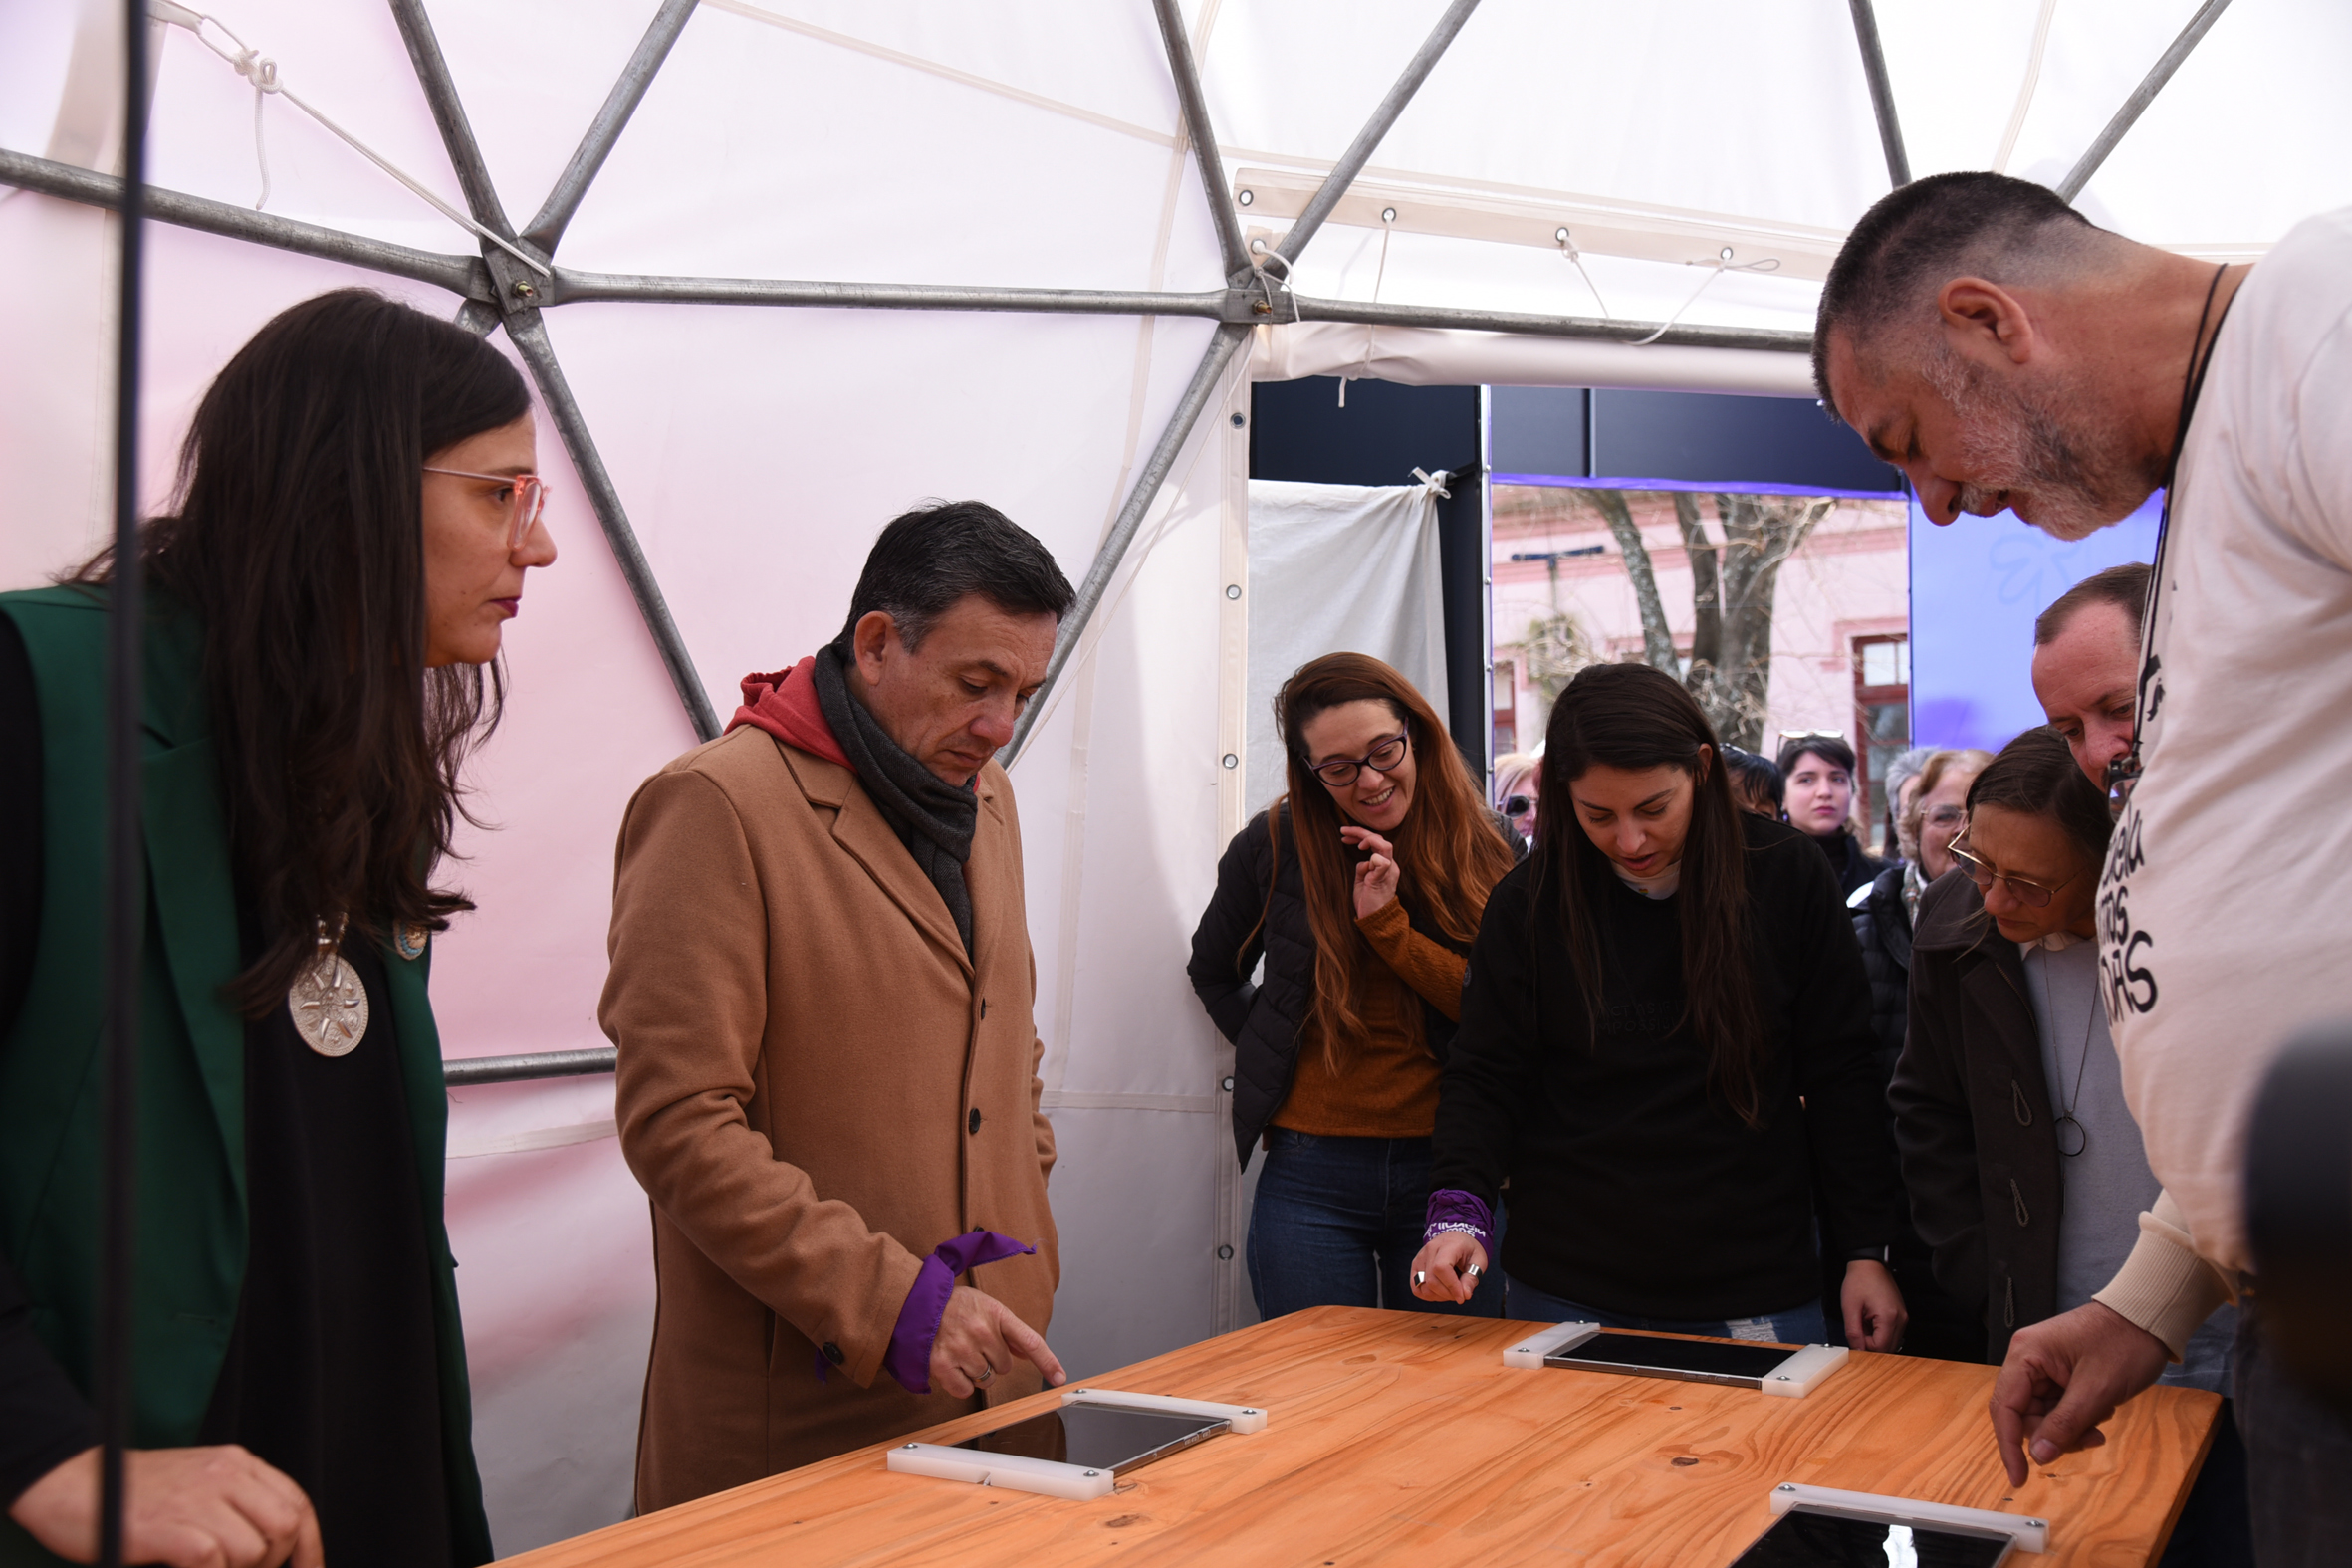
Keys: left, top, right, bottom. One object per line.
{"left": 1923, "top": 348, "right": 2151, "bottom": 541}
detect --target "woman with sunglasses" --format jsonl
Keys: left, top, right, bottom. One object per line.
{"left": 0, "top": 291, "right": 555, "bottom": 1568}
{"left": 1411, "top": 664, "right": 1908, "bottom": 1353}
{"left": 1188, "top": 653, "right": 1516, "bottom": 1318}
{"left": 1891, "top": 728, "right": 2245, "bottom": 1559}
{"left": 1491, "top": 752, "right": 1540, "bottom": 853}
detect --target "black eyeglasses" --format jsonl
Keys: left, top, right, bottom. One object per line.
{"left": 1309, "top": 732, "right": 1409, "bottom": 787}
{"left": 1947, "top": 838, "right": 2081, "bottom": 909}
{"left": 1503, "top": 794, "right": 1533, "bottom": 818}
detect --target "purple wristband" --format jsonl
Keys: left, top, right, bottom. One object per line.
{"left": 1423, "top": 1189, "right": 1494, "bottom": 1250}
{"left": 879, "top": 1229, "right": 1037, "bottom": 1394}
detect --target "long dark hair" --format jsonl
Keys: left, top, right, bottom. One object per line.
{"left": 1263, "top": 653, "right": 1514, "bottom": 1067}
{"left": 1965, "top": 727, "right": 2114, "bottom": 866}
{"left": 74, "top": 289, "right": 531, "bottom": 1013}
{"left": 1535, "top": 662, "right": 1765, "bottom": 1124}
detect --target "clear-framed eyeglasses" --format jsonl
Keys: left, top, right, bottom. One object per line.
{"left": 1310, "top": 732, "right": 1409, "bottom": 788}
{"left": 1946, "top": 836, "right": 2081, "bottom": 909}
{"left": 423, "top": 466, "right": 550, "bottom": 550}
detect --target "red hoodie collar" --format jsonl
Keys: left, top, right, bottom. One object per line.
{"left": 728, "top": 656, "right": 850, "bottom": 769}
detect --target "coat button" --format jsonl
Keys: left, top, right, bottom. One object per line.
{"left": 822, "top": 1341, "right": 845, "bottom": 1366}
{"left": 968, "top": 1108, "right": 983, "bottom": 1135}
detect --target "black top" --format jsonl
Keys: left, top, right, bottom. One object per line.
{"left": 0, "top": 617, "right": 453, "bottom": 1563}
{"left": 1430, "top": 813, "right": 1903, "bottom": 1321}
{"left": 1850, "top": 863, "right": 1914, "bottom": 1084}
{"left": 1809, "top": 828, "right": 1886, "bottom": 899}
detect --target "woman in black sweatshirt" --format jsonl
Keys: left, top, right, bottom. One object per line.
{"left": 1410, "top": 663, "right": 1908, "bottom": 1349}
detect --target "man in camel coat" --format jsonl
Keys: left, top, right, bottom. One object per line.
{"left": 601, "top": 501, "right": 1072, "bottom": 1510}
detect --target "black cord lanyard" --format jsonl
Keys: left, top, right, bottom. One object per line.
{"left": 2107, "top": 264, "right": 2237, "bottom": 801}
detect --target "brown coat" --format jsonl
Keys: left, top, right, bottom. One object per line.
{"left": 600, "top": 726, "right": 1058, "bottom": 1511}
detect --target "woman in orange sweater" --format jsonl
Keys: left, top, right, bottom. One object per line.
{"left": 1188, "top": 653, "right": 1517, "bottom": 1316}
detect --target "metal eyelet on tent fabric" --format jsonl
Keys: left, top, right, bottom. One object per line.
{"left": 2011, "top": 1180, "right": 2030, "bottom": 1229}
{"left": 2012, "top": 1081, "right": 2033, "bottom": 1125}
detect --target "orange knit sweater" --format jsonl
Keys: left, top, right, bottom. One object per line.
{"left": 1270, "top": 898, "right": 1469, "bottom": 1139}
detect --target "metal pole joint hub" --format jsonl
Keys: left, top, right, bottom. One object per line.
{"left": 487, "top": 246, "right": 559, "bottom": 314}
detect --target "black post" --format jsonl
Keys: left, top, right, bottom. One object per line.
{"left": 99, "top": 1, "right": 149, "bottom": 1562}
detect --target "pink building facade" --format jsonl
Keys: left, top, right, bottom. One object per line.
{"left": 1491, "top": 484, "right": 1911, "bottom": 838}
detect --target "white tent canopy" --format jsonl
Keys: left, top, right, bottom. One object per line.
{"left": 5, "top": 0, "right": 2348, "bottom": 1551}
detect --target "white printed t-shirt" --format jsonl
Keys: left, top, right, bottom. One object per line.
{"left": 2097, "top": 207, "right": 2352, "bottom": 1287}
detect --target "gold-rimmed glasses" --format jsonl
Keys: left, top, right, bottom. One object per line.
{"left": 1946, "top": 837, "right": 2081, "bottom": 909}
{"left": 423, "top": 466, "right": 549, "bottom": 550}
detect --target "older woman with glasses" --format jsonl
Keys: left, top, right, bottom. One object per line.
{"left": 1890, "top": 727, "right": 2248, "bottom": 1555}
{"left": 1188, "top": 653, "right": 1516, "bottom": 1319}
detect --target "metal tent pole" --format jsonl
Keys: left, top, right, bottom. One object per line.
{"left": 1272, "top": 0, "right": 1483, "bottom": 268}
{"left": 0, "top": 149, "right": 490, "bottom": 299}
{"left": 1845, "top": 0, "right": 1911, "bottom": 188}
{"left": 2055, "top": 0, "right": 2233, "bottom": 203}
{"left": 96, "top": 1, "right": 149, "bottom": 1562}
{"left": 552, "top": 269, "right": 1232, "bottom": 317}
{"left": 386, "top": 0, "right": 518, "bottom": 242}
{"left": 521, "top": 0, "right": 699, "bottom": 255}
{"left": 502, "top": 308, "right": 720, "bottom": 740}
{"left": 384, "top": 0, "right": 717, "bottom": 739}
{"left": 1003, "top": 322, "right": 1250, "bottom": 764}
{"left": 1150, "top": 0, "right": 1250, "bottom": 281}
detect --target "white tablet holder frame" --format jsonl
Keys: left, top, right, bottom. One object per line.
{"left": 885, "top": 1389, "right": 1270, "bottom": 1501}
{"left": 1765, "top": 1482, "right": 2048, "bottom": 1555}
{"left": 1501, "top": 1321, "right": 1849, "bottom": 1397}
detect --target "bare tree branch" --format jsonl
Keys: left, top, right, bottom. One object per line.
{"left": 1590, "top": 490, "right": 1680, "bottom": 673}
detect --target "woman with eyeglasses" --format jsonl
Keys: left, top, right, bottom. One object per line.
{"left": 0, "top": 291, "right": 555, "bottom": 1568}
{"left": 1410, "top": 663, "right": 1908, "bottom": 1353}
{"left": 1891, "top": 727, "right": 2246, "bottom": 1558}
{"left": 1188, "top": 653, "right": 1516, "bottom": 1318}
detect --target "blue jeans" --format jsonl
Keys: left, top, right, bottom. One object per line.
{"left": 1247, "top": 1129, "right": 1503, "bottom": 1320}
{"left": 1503, "top": 1272, "right": 1830, "bottom": 1346}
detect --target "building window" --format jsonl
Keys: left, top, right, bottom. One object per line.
{"left": 1493, "top": 660, "right": 1518, "bottom": 755}
{"left": 1853, "top": 634, "right": 1910, "bottom": 855}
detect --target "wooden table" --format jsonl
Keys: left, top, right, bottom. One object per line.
{"left": 505, "top": 1307, "right": 2218, "bottom": 1567}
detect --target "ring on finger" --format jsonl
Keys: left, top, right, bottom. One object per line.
{"left": 974, "top": 1362, "right": 996, "bottom": 1386}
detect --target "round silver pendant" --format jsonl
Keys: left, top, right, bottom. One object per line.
{"left": 2054, "top": 1113, "right": 2088, "bottom": 1158}
{"left": 287, "top": 951, "right": 369, "bottom": 1057}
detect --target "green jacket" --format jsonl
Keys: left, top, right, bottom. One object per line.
{"left": 0, "top": 586, "right": 491, "bottom": 1565}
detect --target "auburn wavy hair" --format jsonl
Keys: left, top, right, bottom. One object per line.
{"left": 1264, "top": 653, "right": 1515, "bottom": 1067}
{"left": 1535, "top": 662, "right": 1765, "bottom": 1124}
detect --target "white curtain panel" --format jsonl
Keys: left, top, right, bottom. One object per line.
{"left": 1244, "top": 479, "right": 1450, "bottom": 819}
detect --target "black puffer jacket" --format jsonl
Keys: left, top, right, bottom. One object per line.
{"left": 1810, "top": 828, "right": 1887, "bottom": 899}
{"left": 1186, "top": 805, "right": 1467, "bottom": 1170}
{"left": 1849, "top": 863, "right": 1912, "bottom": 1083}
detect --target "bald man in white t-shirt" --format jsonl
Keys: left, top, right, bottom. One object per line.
{"left": 1815, "top": 170, "right": 2352, "bottom": 1566}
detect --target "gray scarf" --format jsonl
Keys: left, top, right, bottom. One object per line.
{"left": 811, "top": 642, "right": 977, "bottom": 956}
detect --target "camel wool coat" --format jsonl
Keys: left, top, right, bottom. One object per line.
{"left": 601, "top": 725, "right": 1058, "bottom": 1511}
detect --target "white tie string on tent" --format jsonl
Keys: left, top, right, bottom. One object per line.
{"left": 1340, "top": 205, "right": 1400, "bottom": 407}
{"left": 146, "top": 0, "right": 551, "bottom": 277}
{"left": 1994, "top": 0, "right": 2064, "bottom": 172}
{"left": 1626, "top": 248, "right": 1782, "bottom": 348}
{"left": 1555, "top": 227, "right": 1613, "bottom": 319}
{"left": 1410, "top": 467, "right": 1453, "bottom": 500}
